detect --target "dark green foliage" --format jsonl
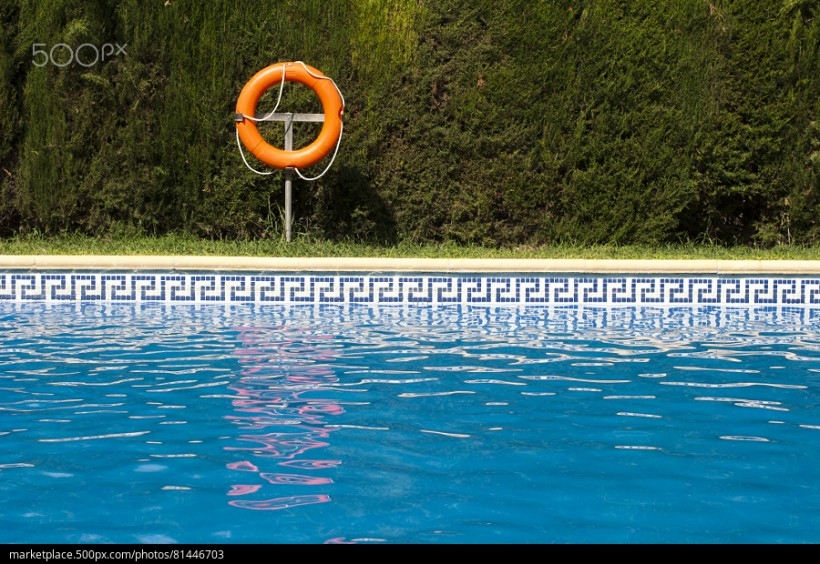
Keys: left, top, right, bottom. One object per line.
{"left": 0, "top": 0, "right": 817, "bottom": 246}
{"left": 0, "top": 0, "right": 21, "bottom": 235}
{"left": 677, "top": 0, "right": 820, "bottom": 245}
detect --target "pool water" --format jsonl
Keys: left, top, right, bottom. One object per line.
{"left": 1, "top": 302, "right": 819, "bottom": 544}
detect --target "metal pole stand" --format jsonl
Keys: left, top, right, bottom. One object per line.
{"left": 255, "top": 112, "right": 325, "bottom": 243}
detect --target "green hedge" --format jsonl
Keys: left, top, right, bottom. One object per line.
{"left": 0, "top": 0, "right": 817, "bottom": 246}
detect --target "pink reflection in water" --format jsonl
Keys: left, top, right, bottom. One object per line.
{"left": 224, "top": 415, "right": 302, "bottom": 430}
{"left": 260, "top": 473, "right": 333, "bottom": 486}
{"left": 227, "top": 484, "right": 262, "bottom": 496}
{"left": 226, "top": 461, "right": 259, "bottom": 472}
{"left": 225, "top": 431, "right": 332, "bottom": 458}
{"left": 297, "top": 403, "right": 345, "bottom": 416}
{"left": 278, "top": 460, "right": 342, "bottom": 470}
{"left": 228, "top": 494, "right": 331, "bottom": 511}
{"left": 227, "top": 327, "right": 344, "bottom": 512}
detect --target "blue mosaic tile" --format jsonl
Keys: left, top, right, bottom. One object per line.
{"left": 2, "top": 272, "right": 820, "bottom": 307}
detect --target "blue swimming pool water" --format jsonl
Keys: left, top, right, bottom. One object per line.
{"left": 1, "top": 302, "right": 819, "bottom": 544}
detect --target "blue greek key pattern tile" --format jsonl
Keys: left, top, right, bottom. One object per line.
{"left": 2, "top": 273, "right": 820, "bottom": 306}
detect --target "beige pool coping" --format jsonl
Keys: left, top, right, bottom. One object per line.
{"left": 2, "top": 255, "right": 820, "bottom": 274}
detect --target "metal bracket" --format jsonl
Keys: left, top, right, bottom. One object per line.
{"left": 261, "top": 113, "right": 325, "bottom": 243}
{"left": 235, "top": 111, "right": 327, "bottom": 242}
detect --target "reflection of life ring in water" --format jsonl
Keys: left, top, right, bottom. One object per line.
{"left": 235, "top": 61, "right": 344, "bottom": 170}
{"left": 226, "top": 328, "right": 343, "bottom": 512}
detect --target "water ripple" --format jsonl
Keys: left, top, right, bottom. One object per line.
{"left": 520, "top": 375, "right": 631, "bottom": 383}
{"left": 398, "top": 391, "right": 475, "bottom": 398}
{"left": 420, "top": 430, "right": 471, "bottom": 438}
{"left": 38, "top": 431, "right": 151, "bottom": 442}
{"left": 660, "top": 381, "right": 807, "bottom": 389}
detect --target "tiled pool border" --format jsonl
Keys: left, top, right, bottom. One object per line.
{"left": 2, "top": 256, "right": 820, "bottom": 306}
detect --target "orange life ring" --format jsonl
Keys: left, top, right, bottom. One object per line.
{"left": 235, "top": 62, "right": 344, "bottom": 170}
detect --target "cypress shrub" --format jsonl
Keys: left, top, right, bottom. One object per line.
{"left": 0, "top": 0, "right": 816, "bottom": 246}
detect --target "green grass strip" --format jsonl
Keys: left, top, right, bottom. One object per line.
{"left": 2, "top": 233, "right": 820, "bottom": 260}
